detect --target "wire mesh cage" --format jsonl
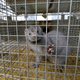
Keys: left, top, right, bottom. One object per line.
{"left": 0, "top": 0, "right": 80, "bottom": 80}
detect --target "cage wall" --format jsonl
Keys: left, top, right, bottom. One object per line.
{"left": 0, "top": 0, "right": 80, "bottom": 80}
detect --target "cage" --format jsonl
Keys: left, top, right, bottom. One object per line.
{"left": 0, "top": 0, "right": 80, "bottom": 80}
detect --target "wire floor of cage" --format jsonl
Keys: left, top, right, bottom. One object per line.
{"left": 0, "top": 41, "right": 80, "bottom": 80}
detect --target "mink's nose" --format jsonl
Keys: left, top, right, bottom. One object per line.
{"left": 33, "top": 35, "right": 36, "bottom": 40}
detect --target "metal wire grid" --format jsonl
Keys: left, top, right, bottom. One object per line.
{"left": 0, "top": 0, "right": 80, "bottom": 80}
{"left": 5, "top": 0, "right": 80, "bottom": 15}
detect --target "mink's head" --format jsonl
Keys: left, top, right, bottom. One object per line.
{"left": 25, "top": 26, "right": 43, "bottom": 42}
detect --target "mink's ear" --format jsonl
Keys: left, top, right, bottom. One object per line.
{"left": 37, "top": 26, "right": 43, "bottom": 35}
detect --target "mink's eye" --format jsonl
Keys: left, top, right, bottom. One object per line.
{"left": 29, "top": 33, "right": 31, "bottom": 35}
{"left": 37, "top": 30, "right": 39, "bottom": 33}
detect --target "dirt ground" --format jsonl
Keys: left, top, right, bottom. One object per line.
{"left": 0, "top": 48, "right": 80, "bottom": 80}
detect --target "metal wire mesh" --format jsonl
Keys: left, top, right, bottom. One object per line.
{"left": 0, "top": 0, "right": 80, "bottom": 80}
